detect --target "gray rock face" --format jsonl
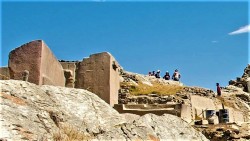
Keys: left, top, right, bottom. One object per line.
{"left": 97, "top": 114, "right": 208, "bottom": 141}
{"left": 0, "top": 80, "right": 208, "bottom": 141}
{"left": 229, "top": 64, "right": 250, "bottom": 92}
{"left": 0, "top": 80, "right": 124, "bottom": 140}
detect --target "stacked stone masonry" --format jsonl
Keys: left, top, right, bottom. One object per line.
{"left": 2, "top": 40, "right": 249, "bottom": 124}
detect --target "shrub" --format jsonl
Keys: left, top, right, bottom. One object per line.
{"left": 53, "top": 124, "right": 91, "bottom": 141}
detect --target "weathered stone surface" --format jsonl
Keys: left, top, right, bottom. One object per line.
{"left": 60, "top": 61, "right": 78, "bottom": 88}
{"left": 180, "top": 87, "right": 215, "bottom": 97}
{"left": 0, "top": 80, "right": 124, "bottom": 140}
{"left": 114, "top": 104, "right": 182, "bottom": 117}
{"left": 181, "top": 104, "right": 192, "bottom": 123}
{"left": 196, "top": 122, "right": 250, "bottom": 141}
{"left": 75, "top": 52, "right": 121, "bottom": 106}
{"left": 229, "top": 64, "right": 250, "bottom": 92}
{"left": 121, "top": 113, "right": 140, "bottom": 123}
{"left": 8, "top": 40, "right": 65, "bottom": 86}
{"left": 0, "top": 80, "right": 208, "bottom": 141}
{"left": 63, "top": 69, "right": 74, "bottom": 88}
{"left": 97, "top": 114, "right": 208, "bottom": 141}
{"left": 0, "top": 67, "right": 10, "bottom": 80}
{"left": 191, "top": 95, "right": 216, "bottom": 110}
{"left": 247, "top": 77, "right": 250, "bottom": 93}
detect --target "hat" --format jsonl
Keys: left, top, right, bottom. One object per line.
{"left": 157, "top": 70, "right": 160, "bottom": 72}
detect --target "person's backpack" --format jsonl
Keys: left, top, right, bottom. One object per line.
{"left": 173, "top": 72, "right": 180, "bottom": 80}
{"left": 155, "top": 73, "right": 160, "bottom": 78}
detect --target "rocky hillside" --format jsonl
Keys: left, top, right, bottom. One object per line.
{"left": 197, "top": 85, "right": 250, "bottom": 141}
{"left": 229, "top": 64, "right": 250, "bottom": 92}
{"left": 0, "top": 80, "right": 208, "bottom": 141}
{"left": 1, "top": 65, "right": 249, "bottom": 141}
{"left": 119, "top": 71, "right": 215, "bottom": 104}
{"left": 118, "top": 70, "right": 250, "bottom": 141}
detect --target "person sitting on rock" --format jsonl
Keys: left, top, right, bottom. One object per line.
{"left": 155, "top": 70, "right": 161, "bottom": 78}
{"left": 152, "top": 71, "right": 155, "bottom": 76}
{"left": 148, "top": 72, "right": 152, "bottom": 76}
{"left": 172, "top": 69, "right": 181, "bottom": 81}
{"left": 163, "top": 71, "right": 170, "bottom": 80}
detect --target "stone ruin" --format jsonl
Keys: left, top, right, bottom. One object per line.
{"left": 115, "top": 72, "right": 249, "bottom": 125}
{"left": 8, "top": 40, "right": 65, "bottom": 86}
{"left": 60, "top": 52, "right": 121, "bottom": 106}
{"left": 0, "top": 40, "right": 121, "bottom": 106}
{"left": 1, "top": 40, "right": 248, "bottom": 127}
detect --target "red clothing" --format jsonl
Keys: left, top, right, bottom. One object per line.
{"left": 217, "top": 86, "right": 221, "bottom": 96}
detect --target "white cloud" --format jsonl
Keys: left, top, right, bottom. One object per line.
{"left": 211, "top": 40, "right": 218, "bottom": 43}
{"left": 229, "top": 25, "right": 250, "bottom": 35}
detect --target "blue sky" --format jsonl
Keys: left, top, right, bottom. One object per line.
{"left": 1, "top": 1, "right": 249, "bottom": 91}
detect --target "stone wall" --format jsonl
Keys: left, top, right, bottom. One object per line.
{"left": 114, "top": 104, "right": 182, "bottom": 116}
{"left": 181, "top": 104, "right": 192, "bottom": 123}
{"left": 60, "top": 61, "right": 78, "bottom": 88}
{"left": 40, "top": 41, "right": 65, "bottom": 86}
{"left": 9, "top": 40, "right": 42, "bottom": 84}
{"left": 109, "top": 55, "right": 121, "bottom": 105}
{"left": 75, "top": 52, "right": 121, "bottom": 106}
{"left": 190, "top": 95, "right": 216, "bottom": 119}
{"left": 7, "top": 40, "right": 122, "bottom": 106}
{"left": 8, "top": 40, "right": 65, "bottom": 86}
{"left": 0, "top": 67, "right": 10, "bottom": 80}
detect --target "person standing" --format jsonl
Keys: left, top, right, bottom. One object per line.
{"left": 216, "top": 83, "right": 221, "bottom": 96}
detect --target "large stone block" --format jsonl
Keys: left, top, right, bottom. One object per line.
{"left": 191, "top": 95, "right": 216, "bottom": 120}
{"left": 191, "top": 95, "right": 216, "bottom": 110}
{"left": 228, "top": 108, "right": 245, "bottom": 123}
{"left": 181, "top": 104, "right": 192, "bottom": 123}
{"left": 8, "top": 40, "right": 65, "bottom": 86}
{"left": 75, "top": 52, "right": 121, "bottom": 106}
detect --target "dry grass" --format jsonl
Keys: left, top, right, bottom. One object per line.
{"left": 127, "top": 82, "right": 183, "bottom": 95}
{"left": 53, "top": 124, "right": 91, "bottom": 141}
{"left": 217, "top": 96, "right": 237, "bottom": 109}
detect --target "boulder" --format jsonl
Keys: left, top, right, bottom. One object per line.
{"left": 0, "top": 80, "right": 208, "bottom": 141}
{"left": 0, "top": 80, "right": 124, "bottom": 140}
